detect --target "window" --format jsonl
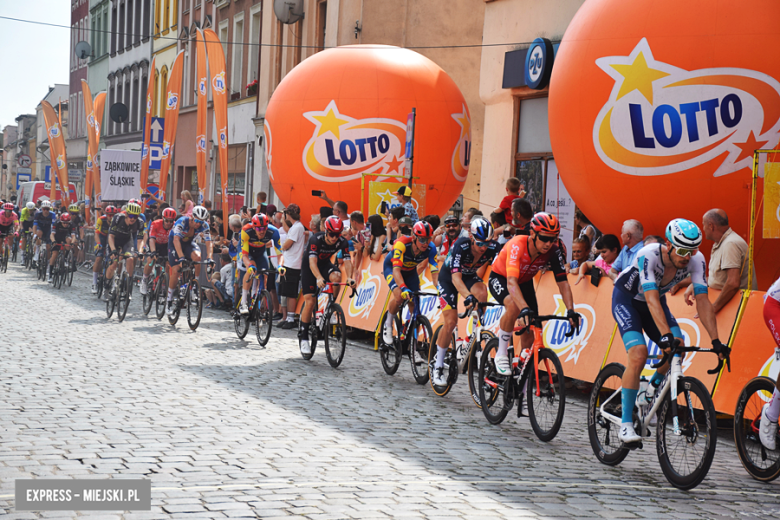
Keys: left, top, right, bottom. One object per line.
{"left": 153, "top": 69, "right": 159, "bottom": 115}
{"left": 514, "top": 96, "right": 552, "bottom": 214}
{"left": 164, "top": 0, "right": 170, "bottom": 33}
{"left": 171, "top": 0, "right": 178, "bottom": 30}
{"left": 218, "top": 20, "right": 229, "bottom": 65}
{"left": 126, "top": 0, "right": 133, "bottom": 49}
{"left": 316, "top": 0, "right": 327, "bottom": 52}
{"left": 132, "top": 77, "right": 139, "bottom": 132}
{"left": 231, "top": 14, "right": 244, "bottom": 98}
{"left": 116, "top": 82, "right": 123, "bottom": 134}
{"left": 134, "top": 0, "right": 141, "bottom": 45}
{"left": 293, "top": 20, "right": 302, "bottom": 67}
{"left": 111, "top": 6, "right": 117, "bottom": 54}
{"left": 155, "top": 0, "right": 162, "bottom": 37}
{"left": 78, "top": 92, "right": 84, "bottom": 137}
{"left": 118, "top": 2, "right": 126, "bottom": 52}
{"left": 108, "top": 84, "right": 115, "bottom": 135}
{"left": 142, "top": 0, "right": 150, "bottom": 40}
{"left": 124, "top": 77, "right": 131, "bottom": 133}
{"left": 248, "top": 5, "right": 262, "bottom": 82}
{"left": 274, "top": 20, "right": 282, "bottom": 89}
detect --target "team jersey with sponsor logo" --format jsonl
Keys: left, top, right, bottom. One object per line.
{"left": 95, "top": 215, "right": 111, "bottom": 236}
{"left": 52, "top": 221, "right": 76, "bottom": 242}
{"left": 442, "top": 236, "right": 500, "bottom": 276}
{"left": 387, "top": 235, "right": 438, "bottom": 273}
{"left": 240, "top": 223, "right": 281, "bottom": 256}
{"left": 20, "top": 208, "right": 35, "bottom": 222}
{"left": 765, "top": 276, "right": 780, "bottom": 304}
{"left": 33, "top": 210, "right": 56, "bottom": 230}
{"left": 109, "top": 213, "right": 143, "bottom": 240}
{"left": 490, "top": 234, "right": 567, "bottom": 283}
{"left": 0, "top": 211, "right": 19, "bottom": 227}
{"left": 147, "top": 218, "right": 173, "bottom": 244}
{"left": 306, "top": 232, "right": 350, "bottom": 263}
{"left": 171, "top": 216, "right": 211, "bottom": 243}
{"left": 615, "top": 243, "right": 708, "bottom": 301}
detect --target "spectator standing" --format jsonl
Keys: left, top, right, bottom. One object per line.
{"left": 574, "top": 209, "right": 599, "bottom": 248}
{"left": 347, "top": 211, "right": 369, "bottom": 284}
{"left": 608, "top": 219, "right": 644, "bottom": 280}
{"left": 279, "top": 203, "right": 305, "bottom": 329}
{"left": 315, "top": 191, "right": 350, "bottom": 228}
{"left": 494, "top": 177, "right": 525, "bottom": 225}
{"left": 385, "top": 206, "right": 404, "bottom": 249}
{"left": 366, "top": 214, "right": 387, "bottom": 261}
{"left": 510, "top": 197, "right": 533, "bottom": 236}
{"left": 395, "top": 186, "right": 419, "bottom": 223}
{"left": 256, "top": 192, "right": 268, "bottom": 215}
{"left": 435, "top": 214, "right": 461, "bottom": 263}
{"left": 180, "top": 190, "right": 194, "bottom": 217}
{"left": 398, "top": 216, "right": 413, "bottom": 236}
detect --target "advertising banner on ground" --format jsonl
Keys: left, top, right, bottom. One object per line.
{"left": 100, "top": 149, "right": 142, "bottom": 201}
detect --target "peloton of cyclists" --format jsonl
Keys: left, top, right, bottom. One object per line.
{"left": 167, "top": 205, "right": 215, "bottom": 317}
{"left": 47, "top": 212, "right": 77, "bottom": 283}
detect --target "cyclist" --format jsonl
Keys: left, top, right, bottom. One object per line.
{"left": 139, "top": 207, "right": 177, "bottom": 295}
{"left": 67, "top": 204, "right": 84, "bottom": 265}
{"left": 238, "top": 213, "right": 281, "bottom": 314}
{"left": 427, "top": 217, "right": 503, "bottom": 386}
{"left": 19, "top": 202, "right": 36, "bottom": 264}
{"left": 298, "top": 216, "right": 355, "bottom": 355}
{"left": 92, "top": 205, "right": 118, "bottom": 293}
{"left": 104, "top": 202, "right": 143, "bottom": 300}
{"left": 32, "top": 201, "right": 56, "bottom": 267}
{"left": 382, "top": 220, "right": 439, "bottom": 343}
{"left": 0, "top": 202, "right": 20, "bottom": 255}
{"left": 612, "top": 218, "right": 729, "bottom": 443}
{"left": 47, "top": 212, "right": 76, "bottom": 283}
{"left": 488, "top": 212, "right": 578, "bottom": 377}
{"left": 759, "top": 276, "right": 780, "bottom": 450}
{"left": 166, "top": 205, "right": 214, "bottom": 317}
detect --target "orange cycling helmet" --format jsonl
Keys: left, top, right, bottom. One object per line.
{"left": 530, "top": 212, "right": 560, "bottom": 235}
{"left": 412, "top": 220, "right": 433, "bottom": 238}
{"left": 252, "top": 213, "right": 269, "bottom": 228}
{"left": 162, "top": 207, "right": 177, "bottom": 220}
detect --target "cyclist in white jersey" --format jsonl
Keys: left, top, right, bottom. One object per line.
{"left": 611, "top": 218, "right": 729, "bottom": 443}
{"left": 759, "top": 276, "right": 780, "bottom": 450}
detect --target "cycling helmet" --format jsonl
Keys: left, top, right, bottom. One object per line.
{"left": 26, "top": 202, "right": 35, "bottom": 210}
{"left": 665, "top": 218, "right": 702, "bottom": 249}
{"left": 41, "top": 200, "right": 52, "bottom": 209}
{"left": 412, "top": 220, "right": 433, "bottom": 239}
{"left": 530, "top": 212, "right": 560, "bottom": 236}
{"left": 324, "top": 215, "right": 344, "bottom": 234}
{"left": 104, "top": 205, "right": 118, "bottom": 216}
{"left": 162, "top": 208, "right": 177, "bottom": 220}
{"left": 192, "top": 205, "right": 209, "bottom": 221}
{"left": 68, "top": 204, "right": 79, "bottom": 213}
{"left": 252, "top": 213, "right": 269, "bottom": 228}
{"left": 125, "top": 202, "right": 142, "bottom": 215}
{"left": 2, "top": 202, "right": 13, "bottom": 211}
{"left": 127, "top": 198, "right": 140, "bottom": 206}
{"left": 470, "top": 217, "right": 493, "bottom": 241}
{"left": 444, "top": 214, "right": 459, "bottom": 226}
{"left": 59, "top": 212, "right": 72, "bottom": 222}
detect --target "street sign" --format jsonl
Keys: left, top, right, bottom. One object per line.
{"left": 45, "top": 165, "right": 52, "bottom": 182}
{"left": 143, "top": 117, "right": 165, "bottom": 170}
{"left": 17, "top": 154, "right": 31, "bottom": 168}
{"left": 16, "top": 173, "right": 31, "bottom": 190}
{"left": 16, "top": 167, "right": 32, "bottom": 174}
{"left": 69, "top": 169, "right": 83, "bottom": 182}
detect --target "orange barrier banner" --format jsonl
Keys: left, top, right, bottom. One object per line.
{"left": 140, "top": 57, "right": 156, "bottom": 207}
{"left": 159, "top": 50, "right": 185, "bottom": 202}
{"left": 93, "top": 92, "right": 106, "bottom": 203}
{"left": 712, "top": 291, "right": 779, "bottom": 414}
{"left": 344, "top": 255, "right": 391, "bottom": 330}
{"left": 195, "top": 30, "right": 208, "bottom": 204}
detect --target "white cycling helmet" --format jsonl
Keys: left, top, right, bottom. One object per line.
{"left": 41, "top": 200, "right": 52, "bottom": 209}
{"left": 665, "top": 218, "right": 702, "bottom": 249}
{"left": 192, "top": 205, "right": 209, "bottom": 221}
{"left": 26, "top": 202, "right": 35, "bottom": 210}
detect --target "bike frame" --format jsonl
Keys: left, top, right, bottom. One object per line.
{"left": 459, "top": 302, "right": 501, "bottom": 373}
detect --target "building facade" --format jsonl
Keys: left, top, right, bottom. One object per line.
{"left": 88, "top": 0, "right": 112, "bottom": 150}
{"left": 2, "top": 126, "right": 19, "bottom": 201}
{"left": 69, "top": 0, "right": 91, "bottom": 196}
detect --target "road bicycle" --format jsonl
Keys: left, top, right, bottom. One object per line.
{"left": 95, "top": 247, "right": 111, "bottom": 300}
{"left": 231, "top": 267, "right": 274, "bottom": 347}
{"left": 428, "top": 300, "right": 500, "bottom": 403}
{"left": 587, "top": 342, "right": 728, "bottom": 490}
{"left": 10, "top": 231, "right": 18, "bottom": 264}
{"left": 105, "top": 251, "right": 135, "bottom": 322}
{"left": 379, "top": 291, "right": 438, "bottom": 383}
{"left": 49, "top": 243, "right": 74, "bottom": 289}
{"left": 36, "top": 241, "right": 50, "bottom": 281}
{"left": 301, "top": 282, "right": 354, "bottom": 368}
{"left": 140, "top": 252, "right": 169, "bottom": 319}
{"left": 733, "top": 347, "right": 780, "bottom": 482}
{"left": 478, "top": 313, "right": 574, "bottom": 441}
{"left": 168, "top": 259, "right": 209, "bottom": 330}
{"left": 23, "top": 231, "right": 34, "bottom": 270}
{"left": 0, "top": 234, "right": 10, "bottom": 274}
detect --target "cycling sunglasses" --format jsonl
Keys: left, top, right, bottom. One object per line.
{"left": 536, "top": 234, "right": 558, "bottom": 243}
{"left": 193, "top": 218, "right": 205, "bottom": 226}
{"left": 126, "top": 215, "right": 139, "bottom": 220}
{"left": 327, "top": 231, "right": 341, "bottom": 238}
{"left": 415, "top": 236, "right": 429, "bottom": 244}
{"left": 673, "top": 246, "right": 698, "bottom": 258}
{"left": 474, "top": 240, "right": 489, "bottom": 247}
{"left": 445, "top": 222, "right": 459, "bottom": 228}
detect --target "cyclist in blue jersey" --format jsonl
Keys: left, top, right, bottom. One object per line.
{"left": 32, "top": 201, "right": 56, "bottom": 267}
{"left": 166, "top": 205, "right": 214, "bottom": 317}
{"left": 612, "top": 218, "right": 729, "bottom": 443}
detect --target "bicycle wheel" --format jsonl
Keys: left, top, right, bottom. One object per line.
{"left": 105, "top": 278, "right": 116, "bottom": 319}
{"left": 656, "top": 376, "right": 717, "bottom": 490}
{"left": 57, "top": 256, "right": 66, "bottom": 289}
{"left": 301, "top": 321, "right": 318, "bottom": 361}
{"left": 379, "top": 311, "right": 403, "bottom": 375}
{"left": 66, "top": 250, "right": 74, "bottom": 286}
{"left": 734, "top": 377, "right": 780, "bottom": 482}
{"left": 587, "top": 363, "right": 630, "bottom": 466}
{"left": 255, "top": 290, "right": 273, "bottom": 347}
{"left": 142, "top": 273, "right": 154, "bottom": 316}
{"left": 527, "top": 349, "right": 566, "bottom": 442}
{"left": 155, "top": 272, "right": 168, "bottom": 320}
{"left": 467, "top": 331, "right": 496, "bottom": 408}
{"left": 1, "top": 244, "right": 7, "bottom": 273}
{"left": 410, "top": 316, "right": 433, "bottom": 385}
{"left": 324, "top": 304, "right": 347, "bottom": 368}
{"left": 117, "top": 273, "right": 130, "bottom": 322}
{"left": 168, "top": 288, "right": 181, "bottom": 325}
{"left": 477, "top": 338, "right": 512, "bottom": 424}
{"left": 429, "top": 325, "right": 456, "bottom": 396}
{"left": 186, "top": 279, "right": 202, "bottom": 330}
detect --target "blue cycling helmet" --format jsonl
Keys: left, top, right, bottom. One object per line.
{"left": 470, "top": 217, "right": 493, "bottom": 241}
{"left": 666, "top": 218, "right": 702, "bottom": 249}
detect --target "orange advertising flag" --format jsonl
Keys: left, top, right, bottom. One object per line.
{"left": 195, "top": 30, "right": 209, "bottom": 205}
{"left": 93, "top": 91, "right": 107, "bottom": 203}
{"left": 203, "top": 28, "right": 229, "bottom": 238}
{"left": 41, "top": 101, "right": 69, "bottom": 203}
{"left": 140, "top": 57, "right": 156, "bottom": 207}
{"left": 158, "top": 50, "right": 185, "bottom": 202}
{"left": 81, "top": 80, "right": 96, "bottom": 224}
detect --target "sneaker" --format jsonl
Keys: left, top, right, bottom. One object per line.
{"left": 619, "top": 423, "right": 642, "bottom": 444}
{"left": 494, "top": 354, "right": 511, "bottom": 376}
{"left": 91, "top": 284, "right": 98, "bottom": 294}
{"left": 140, "top": 279, "right": 148, "bottom": 295}
{"left": 239, "top": 301, "right": 249, "bottom": 315}
{"left": 280, "top": 320, "right": 296, "bottom": 330}
{"left": 300, "top": 338, "right": 312, "bottom": 355}
{"left": 759, "top": 404, "right": 778, "bottom": 451}
{"left": 433, "top": 366, "right": 448, "bottom": 386}
{"left": 272, "top": 312, "right": 284, "bottom": 321}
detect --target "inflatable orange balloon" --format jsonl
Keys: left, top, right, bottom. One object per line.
{"left": 549, "top": 0, "right": 780, "bottom": 287}
{"left": 264, "top": 45, "right": 470, "bottom": 222}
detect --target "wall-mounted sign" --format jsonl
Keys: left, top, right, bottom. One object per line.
{"left": 525, "top": 38, "right": 555, "bottom": 90}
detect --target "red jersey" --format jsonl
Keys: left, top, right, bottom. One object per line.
{"left": 148, "top": 218, "right": 172, "bottom": 244}
{"left": 491, "top": 234, "right": 567, "bottom": 284}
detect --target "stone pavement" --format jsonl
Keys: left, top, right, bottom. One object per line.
{"left": 0, "top": 263, "right": 778, "bottom": 519}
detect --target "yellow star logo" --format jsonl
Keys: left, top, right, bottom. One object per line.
{"left": 312, "top": 108, "right": 349, "bottom": 139}
{"left": 610, "top": 51, "right": 669, "bottom": 104}
{"left": 451, "top": 105, "right": 471, "bottom": 140}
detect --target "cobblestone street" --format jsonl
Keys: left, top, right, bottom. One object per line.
{"left": 1, "top": 264, "right": 778, "bottom": 519}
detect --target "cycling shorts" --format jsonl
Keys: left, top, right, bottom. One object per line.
{"left": 110, "top": 236, "right": 136, "bottom": 257}
{"left": 168, "top": 240, "right": 200, "bottom": 266}
{"left": 437, "top": 270, "right": 483, "bottom": 311}
{"left": 488, "top": 271, "right": 538, "bottom": 314}
{"left": 244, "top": 247, "right": 269, "bottom": 272}
{"left": 301, "top": 261, "right": 340, "bottom": 296}
{"left": 763, "top": 296, "right": 780, "bottom": 347}
{"left": 612, "top": 287, "right": 681, "bottom": 351}
{"left": 21, "top": 221, "right": 33, "bottom": 232}
{"left": 384, "top": 263, "right": 421, "bottom": 294}
{"left": 0, "top": 224, "right": 12, "bottom": 236}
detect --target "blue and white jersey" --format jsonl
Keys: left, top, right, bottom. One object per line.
{"left": 171, "top": 216, "right": 211, "bottom": 243}
{"left": 615, "top": 243, "right": 708, "bottom": 301}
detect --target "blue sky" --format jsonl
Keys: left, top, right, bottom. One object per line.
{"left": 0, "top": 2, "right": 70, "bottom": 131}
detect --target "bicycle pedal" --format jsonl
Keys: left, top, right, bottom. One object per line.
{"left": 623, "top": 441, "right": 643, "bottom": 450}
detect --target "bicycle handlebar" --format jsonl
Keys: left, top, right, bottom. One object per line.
{"left": 458, "top": 300, "right": 502, "bottom": 320}
{"left": 514, "top": 314, "right": 579, "bottom": 338}
{"left": 651, "top": 343, "right": 731, "bottom": 374}
{"left": 322, "top": 282, "right": 356, "bottom": 298}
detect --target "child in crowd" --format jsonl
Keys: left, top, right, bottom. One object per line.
{"left": 567, "top": 236, "right": 591, "bottom": 273}
{"left": 494, "top": 177, "right": 526, "bottom": 225}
